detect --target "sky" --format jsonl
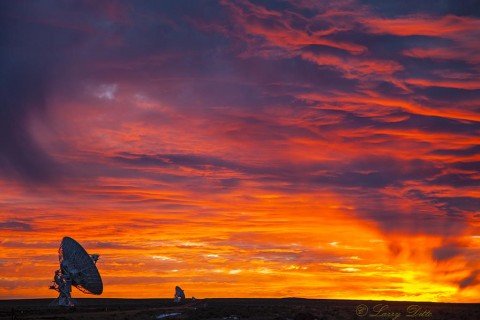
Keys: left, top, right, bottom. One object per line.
{"left": 0, "top": 0, "right": 479, "bottom": 302}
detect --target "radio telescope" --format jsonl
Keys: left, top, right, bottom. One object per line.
{"left": 174, "top": 286, "right": 185, "bottom": 302}
{"left": 49, "top": 237, "right": 103, "bottom": 306}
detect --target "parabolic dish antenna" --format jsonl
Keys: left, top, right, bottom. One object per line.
{"left": 49, "top": 237, "right": 103, "bottom": 306}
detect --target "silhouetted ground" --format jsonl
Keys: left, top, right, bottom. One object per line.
{"left": 0, "top": 298, "right": 478, "bottom": 320}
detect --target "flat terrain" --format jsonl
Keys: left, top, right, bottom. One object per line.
{"left": 0, "top": 298, "right": 478, "bottom": 320}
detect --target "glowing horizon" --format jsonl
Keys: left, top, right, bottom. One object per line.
{"left": 1, "top": 1, "right": 479, "bottom": 302}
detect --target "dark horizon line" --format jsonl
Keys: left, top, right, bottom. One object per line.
{"left": 1, "top": 297, "right": 479, "bottom": 304}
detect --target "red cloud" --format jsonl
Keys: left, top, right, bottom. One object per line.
{"left": 403, "top": 47, "right": 480, "bottom": 64}
{"left": 301, "top": 51, "right": 403, "bottom": 77}
{"left": 362, "top": 14, "right": 480, "bottom": 37}
{"left": 221, "top": 0, "right": 366, "bottom": 54}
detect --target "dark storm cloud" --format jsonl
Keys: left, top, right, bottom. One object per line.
{"left": 113, "top": 151, "right": 443, "bottom": 195}
{"left": 113, "top": 152, "right": 242, "bottom": 171}
{"left": 0, "top": 1, "right": 87, "bottom": 183}
{"left": 0, "top": 240, "right": 55, "bottom": 248}
{"left": 0, "top": 0, "right": 232, "bottom": 184}
{"left": 397, "top": 114, "right": 479, "bottom": 135}
{"left": 453, "top": 161, "right": 480, "bottom": 172}
{"left": 351, "top": 194, "right": 468, "bottom": 236}
{"left": 459, "top": 270, "right": 480, "bottom": 289}
{"left": 405, "top": 189, "right": 480, "bottom": 217}
{"left": 360, "top": 0, "right": 480, "bottom": 18}
{"left": 0, "top": 220, "right": 33, "bottom": 232}
{"left": 431, "top": 173, "right": 480, "bottom": 188}
{"left": 112, "top": 151, "right": 315, "bottom": 185}
{"left": 318, "top": 108, "right": 477, "bottom": 137}
{"left": 415, "top": 86, "right": 480, "bottom": 104}
{"left": 431, "top": 145, "right": 480, "bottom": 157}
{"left": 309, "top": 156, "right": 441, "bottom": 190}
{"left": 0, "top": 10, "right": 53, "bottom": 181}
{"left": 432, "top": 243, "right": 463, "bottom": 261}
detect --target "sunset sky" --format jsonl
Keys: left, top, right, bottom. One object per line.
{"left": 1, "top": 0, "right": 479, "bottom": 302}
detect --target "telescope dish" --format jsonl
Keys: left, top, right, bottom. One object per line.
{"left": 49, "top": 237, "right": 103, "bottom": 306}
